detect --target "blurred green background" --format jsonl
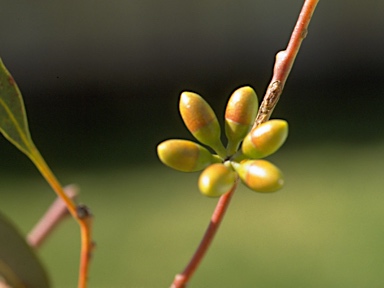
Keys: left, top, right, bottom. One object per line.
{"left": 1, "top": 1, "right": 384, "bottom": 287}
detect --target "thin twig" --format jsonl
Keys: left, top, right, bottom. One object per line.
{"left": 170, "top": 1, "right": 319, "bottom": 287}
{"left": 27, "top": 185, "right": 79, "bottom": 249}
{"left": 254, "top": 0, "right": 319, "bottom": 127}
{"left": 171, "top": 180, "right": 238, "bottom": 288}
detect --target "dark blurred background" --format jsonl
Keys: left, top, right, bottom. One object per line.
{"left": 2, "top": 2, "right": 384, "bottom": 287}
{"left": 1, "top": 0, "right": 383, "bottom": 171}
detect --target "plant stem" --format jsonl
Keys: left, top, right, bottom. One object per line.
{"left": 27, "top": 185, "right": 79, "bottom": 249}
{"left": 170, "top": 0, "right": 319, "bottom": 287}
{"left": 171, "top": 180, "right": 238, "bottom": 288}
{"left": 29, "top": 148, "right": 93, "bottom": 288}
{"left": 254, "top": 0, "right": 319, "bottom": 127}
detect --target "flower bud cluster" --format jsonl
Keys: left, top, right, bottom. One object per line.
{"left": 157, "top": 86, "right": 288, "bottom": 197}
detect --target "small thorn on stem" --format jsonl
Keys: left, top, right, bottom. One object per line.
{"left": 76, "top": 205, "right": 92, "bottom": 219}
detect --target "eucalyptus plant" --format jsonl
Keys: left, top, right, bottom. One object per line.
{"left": 0, "top": 0, "right": 319, "bottom": 287}
{"left": 157, "top": 87, "right": 288, "bottom": 197}
{"left": 161, "top": 1, "right": 320, "bottom": 287}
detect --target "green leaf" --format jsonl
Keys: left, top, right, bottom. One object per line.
{"left": 0, "top": 211, "right": 50, "bottom": 288}
{"left": 0, "top": 58, "right": 35, "bottom": 157}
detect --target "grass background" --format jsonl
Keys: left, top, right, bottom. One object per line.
{"left": 1, "top": 142, "right": 384, "bottom": 288}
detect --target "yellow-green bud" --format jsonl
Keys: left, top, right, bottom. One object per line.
{"left": 225, "top": 86, "right": 258, "bottom": 155}
{"left": 198, "top": 163, "right": 237, "bottom": 197}
{"left": 179, "top": 92, "right": 226, "bottom": 158}
{"left": 241, "top": 119, "right": 288, "bottom": 159}
{"left": 232, "top": 160, "right": 284, "bottom": 193}
{"left": 157, "top": 139, "right": 219, "bottom": 172}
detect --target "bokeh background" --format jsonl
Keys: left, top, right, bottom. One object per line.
{"left": 1, "top": 1, "right": 384, "bottom": 287}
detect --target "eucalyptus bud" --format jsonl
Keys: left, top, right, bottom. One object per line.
{"left": 232, "top": 160, "right": 284, "bottom": 192}
{"left": 157, "top": 139, "right": 220, "bottom": 172}
{"left": 179, "top": 92, "right": 226, "bottom": 158}
{"left": 198, "top": 163, "right": 237, "bottom": 197}
{"left": 225, "top": 86, "right": 258, "bottom": 155}
{"left": 241, "top": 119, "right": 288, "bottom": 159}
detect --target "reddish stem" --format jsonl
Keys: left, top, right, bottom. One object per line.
{"left": 170, "top": 1, "right": 319, "bottom": 287}
{"left": 254, "top": 0, "right": 319, "bottom": 127}
{"left": 272, "top": 0, "right": 319, "bottom": 84}
{"left": 27, "top": 185, "right": 79, "bottom": 249}
{"left": 171, "top": 181, "right": 237, "bottom": 288}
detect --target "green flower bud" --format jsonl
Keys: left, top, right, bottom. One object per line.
{"left": 198, "top": 163, "right": 237, "bottom": 197}
{"left": 232, "top": 160, "right": 284, "bottom": 193}
{"left": 157, "top": 139, "right": 220, "bottom": 172}
{"left": 241, "top": 119, "right": 288, "bottom": 159}
{"left": 225, "top": 86, "right": 258, "bottom": 155}
{"left": 179, "top": 92, "right": 226, "bottom": 158}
